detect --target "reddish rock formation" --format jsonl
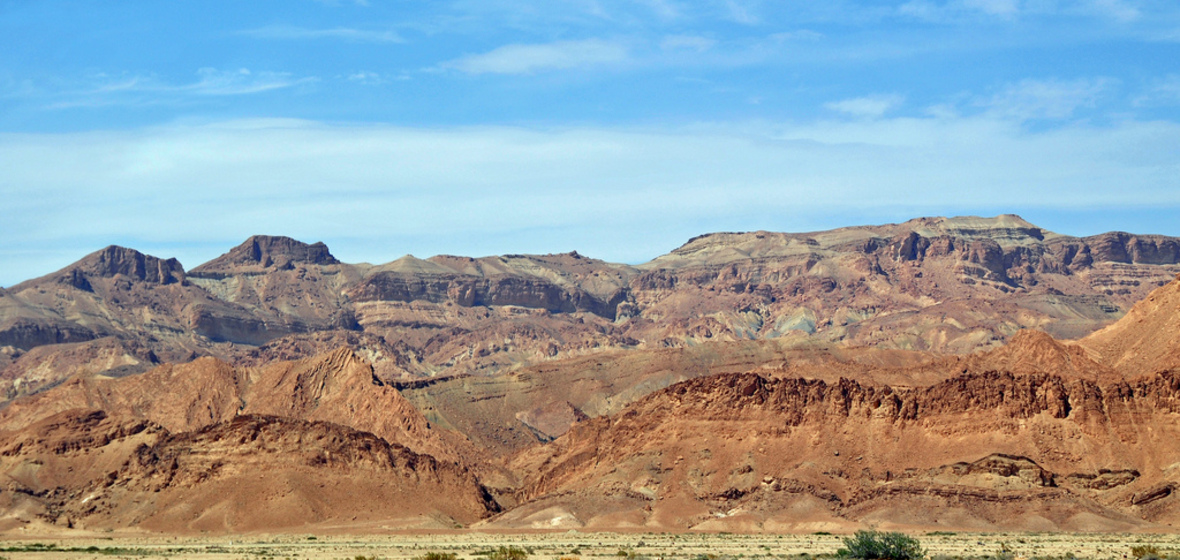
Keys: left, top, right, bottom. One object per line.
{"left": 0, "top": 410, "right": 498, "bottom": 532}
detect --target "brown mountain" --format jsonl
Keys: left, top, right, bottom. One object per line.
{"left": 2, "top": 274, "right": 1180, "bottom": 533}
{"left": 495, "top": 276, "right": 1180, "bottom": 531}
{"left": 1078, "top": 274, "right": 1180, "bottom": 377}
{"left": 0, "top": 410, "right": 498, "bottom": 532}
{"left": 4, "top": 217, "right": 1180, "bottom": 404}
{"left": 4, "top": 217, "right": 1180, "bottom": 460}
{"left": 0, "top": 347, "right": 474, "bottom": 466}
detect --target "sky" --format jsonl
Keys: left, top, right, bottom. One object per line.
{"left": 2, "top": 0, "right": 1179, "bottom": 286}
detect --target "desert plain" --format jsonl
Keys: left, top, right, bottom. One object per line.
{"left": 0, "top": 531, "right": 1177, "bottom": 560}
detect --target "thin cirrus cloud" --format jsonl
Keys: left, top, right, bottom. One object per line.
{"left": 897, "top": 0, "right": 1140, "bottom": 22}
{"left": 660, "top": 35, "right": 718, "bottom": 52}
{"left": 980, "top": 77, "right": 1115, "bottom": 120}
{"left": 442, "top": 39, "right": 629, "bottom": 75}
{"left": 3, "top": 105, "right": 1179, "bottom": 285}
{"left": 824, "top": 94, "right": 906, "bottom": 118}
{"left": 1134, "top": 75, "right": 1180, "bottom": 106}
{"left": 36, "top": 68, "right": 316, "bottom": 109}
{"left": 239, "top": 25, "right": 404, "bottom": 43}
{"left": 187, "top": 68, "right": 316, "bottom": 96}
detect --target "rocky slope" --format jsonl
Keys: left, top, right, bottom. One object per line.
{"left": 0, "top": 347, "right": 474, "bottom": 466}
{"left": 2, "top": 272, "right": 1180, "bottom": 533}
{"left": 0, "top": 410, "right": 498, "bottom": 532}
{"left": 1079, "top": 274, "right": 1180, "bottom": 377}
{"left": 494, "top": 275, "right": 1180, "bottom": 531}
{"left": 502, "top": 360, "right": 1180, "bottom": 532}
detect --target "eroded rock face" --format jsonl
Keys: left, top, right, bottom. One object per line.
{"left": 349, "top": 272, "right": 625, "bottom": 319}
{"left": 0, "top": 410, "right": 499, "bottom": 532}
{"left": 0, "top": 318, "right": 97, "bottom": 351}
{"left": 5, "top": 215, "right": 1180, "bottom": 419}
{"left": 65, "top": 246, "right": 186, "bottom": 286}
{"left": 506, "top": 365, "right": 1180, "bottom": 531}
{"left": 189, "top": 235, "right": 340, "bottom": 277}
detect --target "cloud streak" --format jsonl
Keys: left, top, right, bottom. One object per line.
{"left": 981, "top": 77, "right": 1115, "bottom": 120}
{"left": 825, "top": 94, "right": 906, "bottom": 118}
{"left": 240, "top": 25, "right": 404, "bottom": 43}
{"left": 2, "top": 112, "right": 1178, "bottom": 285}
{"left": 442, "top": 39, "right": 629, "bottom": 74}
{"left": 25, "top": 68, "right": 317, "bottom": 110}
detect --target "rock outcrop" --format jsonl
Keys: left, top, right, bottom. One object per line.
{"left": 0, "top": 410, "right": 498, "bottom": 532}
{"left": 189, "top": 235, "right": 340, "bottom": 277}
{"left": 503, "top": 366, "right": 1180, "bottom": 531}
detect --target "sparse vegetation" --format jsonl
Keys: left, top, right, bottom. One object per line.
{"left": 1130, "top": 545, "right": 1176, "bottom": 560}
{"left": 0, "top": 542, "right": 162, "bottom": 556}
{"left": 837, "top": 530, "right": 925, "bottom": 560}
{"left": 1134, "top": 546, "right": 1161, "bottom": 559}
{"left": 481, "top": 546, "right": 528, "bottom": 560}
{"left": 419, "top": 553, "right": 459, "bottom": 560}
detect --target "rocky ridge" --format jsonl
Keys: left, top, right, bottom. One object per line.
{"left": 4, "top": 218, "right": 1180, "bottom": 405}
{"left": 490, "top": 275, "right": 1180, "bottom": 531}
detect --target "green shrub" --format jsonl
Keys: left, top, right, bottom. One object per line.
{"left": 419, "top": 553, "right": 459, "bottom": 560}
{"left": 489, "top": 546, "right": 529, "bottom": 560}
{"left": 837, "top": 530, "right": 924, "bottom": 560}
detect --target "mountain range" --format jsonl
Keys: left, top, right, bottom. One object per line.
{"left": 2, "top": 215, "right": 1180, "bottom": 533}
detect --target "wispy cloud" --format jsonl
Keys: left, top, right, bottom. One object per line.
{"left": 724, "top": 0, "right": 760, "bottom": 24}
{"left": 981, "top": 77, "right": 1115, "bottom": 120}
{"left": 345, "top": 71, "right": 401, "bottom": 85}
{"left": 1086, "top": 0, "right": 1140, "bottom": 22}
{"left": 1134, "top": 75, "right": 1180, "bottom": 106}
{"left": 769, "top": 30, "right": 824, "bottom": 42}
{"left": 443, "top": 39, "right": 629, "bottom": 75}
{"left": 638, "top": 0, "right": 681, "bottom": 20}
{"left": 31, "top": 68, "right": 317, "bottom": 109}
{"left": 825, "top": 94, "right": 905, "bottom": 118}
{"left": 967, "top": 0, "right": 1020, "bottom": 16}
{"left": 240, "top": 25, "right": 403, "bottom": 43}
{"left": 898, "top": 0, "right": 1144, "bottom": 22}
{"left": 7, "top": 110, "right": 1177, "bottom": 285}
{"left": 660, "top": 35, "right": 717, "bottom": 52}
{"left": 187, "top": 68, "right": 316, "bottom": 96}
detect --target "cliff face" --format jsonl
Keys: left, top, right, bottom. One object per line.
{"left": 503, "top": 367, "right": 1180, "bottom": 531}
{"left": 188, "top": 235, "right": 340, "bottom": 277}
{"left": 627, "top": 217, "right": 1180, "bottom": 353}
{"left": 349, "top": 271, "right": 625, "bottom": 319}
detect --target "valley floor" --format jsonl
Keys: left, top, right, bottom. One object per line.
{"left": 0, "top": 531, "right": 1176, "bottom": 560}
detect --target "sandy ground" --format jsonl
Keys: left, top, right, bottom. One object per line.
{"left": 0, "top": 531, "right": 1179, "bottom": 560}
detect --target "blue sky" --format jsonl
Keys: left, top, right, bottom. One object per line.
{"left": 2, "top": 0, "right": 1179, "bottom": 285}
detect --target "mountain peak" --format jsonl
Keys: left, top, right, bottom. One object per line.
{"left": 31, "top": 246, "right": 186, "bottom": 291}
{"left": 190, "top": 235, "right": 340, "bottom": 276}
